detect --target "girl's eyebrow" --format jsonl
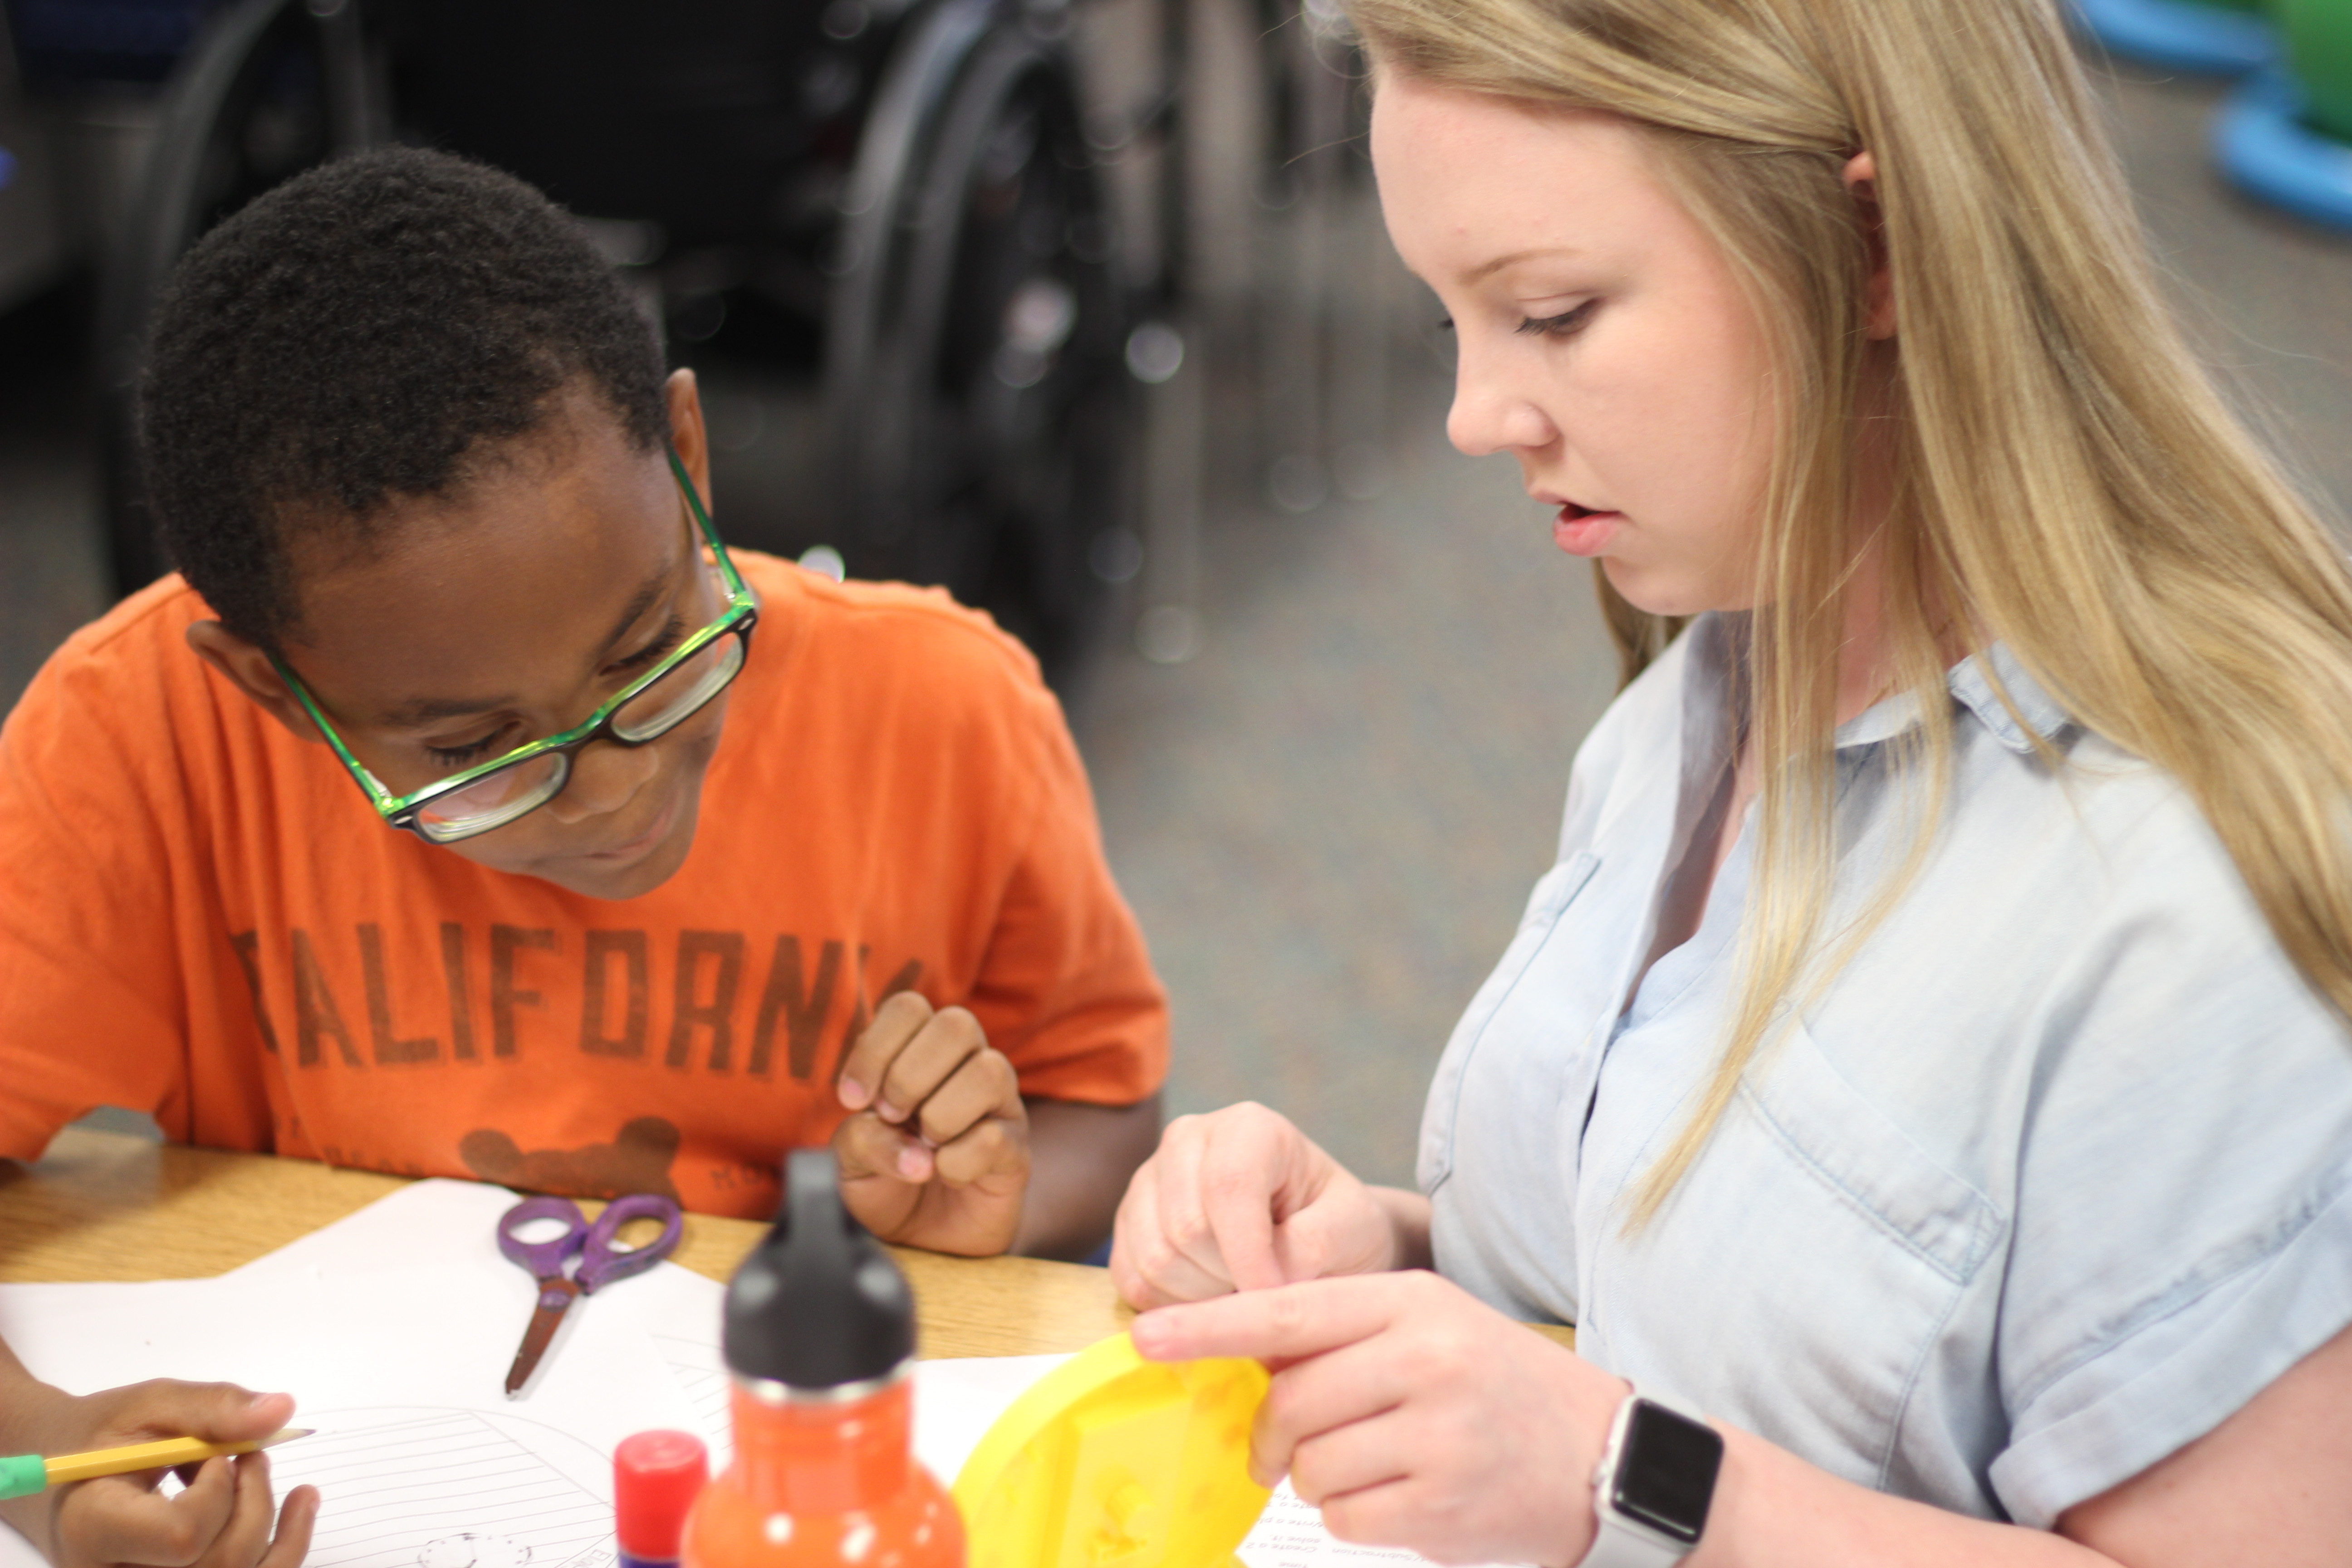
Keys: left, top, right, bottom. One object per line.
{"left": 1463, "top": 245, "right": 1583, "bottom": 284}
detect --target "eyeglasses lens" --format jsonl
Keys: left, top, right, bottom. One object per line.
{"left": 415, "top": 750, "right": 568, "bottom": 841}
{"left": 612, "top": 632, "right": 745, "bottom": 743}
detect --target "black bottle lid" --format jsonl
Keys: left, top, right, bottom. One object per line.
{"left": 722, "top": 1149, "right": 916, "bottom": 1389}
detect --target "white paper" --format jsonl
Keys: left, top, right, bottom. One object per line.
{"left": 265, "top": 1408, "right": 615, "bottom": 1568}
{"left": 230, "top": 1177, "right": 726, "bottom": 1345}
{"left": 225, "top": 1178, "right": 526, "bottom": 1284}
{"left": 1240, "top": 1486, "right": 1526, "bottom": 1568}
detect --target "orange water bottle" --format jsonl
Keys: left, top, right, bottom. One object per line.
{"left": 682, "top": 1150, "right": 963, "bottom": 1568}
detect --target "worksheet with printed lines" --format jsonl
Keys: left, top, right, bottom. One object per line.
{"left": 273, "top": 1410, "right": 615, "bottom": 1568}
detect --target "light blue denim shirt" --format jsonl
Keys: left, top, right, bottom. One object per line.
{"left": 1421, "top": 614, "right": 2352, "bottom": 1528}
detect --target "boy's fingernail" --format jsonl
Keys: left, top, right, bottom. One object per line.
{"left": 876, "top": 1098, "right": 904, "bottom": 1123}
{"left": 839, "top": 1078, "right": 867, "bottom": 1108}
{"left": 896, "top": 1146, "right": 927, "bottom": 1180}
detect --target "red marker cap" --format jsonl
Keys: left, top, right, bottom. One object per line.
{"left": 615, "top": 1429, "right": 709, "bottom": 1563}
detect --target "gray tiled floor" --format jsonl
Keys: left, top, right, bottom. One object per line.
{"left": 4, "top": 55, "right": 2349, "bottom": 1186}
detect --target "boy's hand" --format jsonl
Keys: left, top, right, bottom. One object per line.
{"left": 833, "top": 993, "right": 1029, "bottom": 1256}
{"left": 1, "top": 1380, "right": 318, "bottom": 1568}
{"left": 1110, "top": 1102, "right": 1402, "bottom": 1309}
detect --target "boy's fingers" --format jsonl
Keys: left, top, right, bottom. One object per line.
{"left": 913, "top": 1049, "right": 1021, "bottom": 1147}
{"left": 837, "top": 991, "right": 934, "bottom": 1110}
{"left": 872, "top": 1007, "right": 986, "bottom": 1123}
{"left": 93, "top": 1383, "right": 294, "bottom": 1447}
{"left": 254, "top": 1486, "right": 319, "bottom": 1568}
{"left": 833, "top": 1110, "right": 929, "bottom": 1186}
{"left": 930, "top": 1113, "right": 1029, "bottom": 1188}
{"left": 78, "top": 1456, "right": 235, "bottom": 1567}
{"left": 194, "top": 1453, "right": 276, "bottom": 1568}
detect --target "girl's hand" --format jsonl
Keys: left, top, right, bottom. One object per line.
{"left": 1110, "top": 1103, "right": 1407, "bottom": 1309}
{"left": 2, "top": 1381, "right": 318, "bottom": 1568}
{"left": 1134, "top": 1272, "right": 1626, "bottom": 1566}
{"left": 834, "top": 993, "right": 1029, "bottom": 1256}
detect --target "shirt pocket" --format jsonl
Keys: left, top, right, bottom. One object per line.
{"left": 1418, "top": 851, "right": 1601, "bottom": 1193}
{"left": 1592, "top": 1018, "right": 2005, "bottom": 1491}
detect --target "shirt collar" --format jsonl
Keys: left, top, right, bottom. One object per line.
{"left": 1683, "top": 616, "right": 2070, "bottom": 756}
{"left": 1947, "top": 644, "right": 2073, "bottom": 753}
{"left": 1838, "top": 642, "right": 2073, "bottom": 755}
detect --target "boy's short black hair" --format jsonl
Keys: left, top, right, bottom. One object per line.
{"left": 140, "top": 146, "right": 671, "bottom": 650}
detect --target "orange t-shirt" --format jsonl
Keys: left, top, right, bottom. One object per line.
{"left": 0, "top": 552, "right": 1166, "bottom": 1217}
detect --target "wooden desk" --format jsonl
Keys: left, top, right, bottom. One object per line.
{"left": 0, "top": 1127, "right": 1573, "bottom": 1356}
{"left": 0, "top": 1127, "right": 1131, "bottom": 1358}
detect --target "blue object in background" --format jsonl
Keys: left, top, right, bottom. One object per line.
{"left": 0, "top": 147, "right": 17, "bottom": 193}
{"left": 7, "top": 0, "right": 218, "bottom": 86}
{"left": 2073, "top": 0, "right": 2279, "bottom": 75}
{"left": 2216, "top": 68, "right": 2352, "bottom": 230}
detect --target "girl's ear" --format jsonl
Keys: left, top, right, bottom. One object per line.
{"left": 666, "top": 368, "right": 712, "bottom": 508}
{"left": 184, "top": 622, "right": 326, "bottom": 745}
{"left": 1842, "top": 151, "right": 1897, "bottom": 340}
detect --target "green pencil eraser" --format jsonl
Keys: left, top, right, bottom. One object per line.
{"left": 0, "top": 1453, "right": 45, "bottom": 1501}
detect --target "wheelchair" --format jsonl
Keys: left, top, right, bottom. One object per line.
{"left": 90, "top": 0, "right": 1177, "bottom": 681}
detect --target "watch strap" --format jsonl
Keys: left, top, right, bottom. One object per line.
{"left": 1580, "top": 1507, "right": 1691, "bottom": 1568}
{"left": 1576, "top": 1385, "right": 1711, "bottom": 1568}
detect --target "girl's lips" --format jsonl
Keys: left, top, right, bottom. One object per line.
{"left": 1553, "top": 504, "right": 1622, "bottom": 556}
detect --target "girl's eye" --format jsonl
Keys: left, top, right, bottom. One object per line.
{"left": 1515, "top": 300, "right": 1598, "bottom": 338}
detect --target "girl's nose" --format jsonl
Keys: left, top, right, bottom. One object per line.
{"left": 1445, "top": 353, "right": 1555, "bottom": 458}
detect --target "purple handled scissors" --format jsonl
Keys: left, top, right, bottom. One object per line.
{"left": 497, "top": 1192, "right": 684, "bottom": 1397}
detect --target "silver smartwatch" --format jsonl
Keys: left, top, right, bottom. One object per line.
{"left": 1576, "top": 1385, "right": 1725, "bottom": 1567}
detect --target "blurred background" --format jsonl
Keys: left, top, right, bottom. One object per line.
{"left": 1, "top": 0, "right": 2347, "bottom": 1186}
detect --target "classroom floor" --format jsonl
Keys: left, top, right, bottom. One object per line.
{"left": 4, "top": 54, "right": 2348, "bottom": 1187}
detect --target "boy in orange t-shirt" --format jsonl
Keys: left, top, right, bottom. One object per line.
{"left": 0, "top": 150, "right": 1166, "bottom": 1565}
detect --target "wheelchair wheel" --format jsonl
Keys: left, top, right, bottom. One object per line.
{"left": 95, "top": 0, "right": 384, "bottom": 593}
{"left": 830, "top": 8, "right": 1129, "bottom": 682}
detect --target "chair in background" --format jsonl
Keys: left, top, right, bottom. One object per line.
{"left": 92, "top": 0, "right": 1166, "bottom": 683}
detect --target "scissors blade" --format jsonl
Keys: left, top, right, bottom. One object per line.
{"left": 505, "top": 1276, "right": 583, "bottom": 1398}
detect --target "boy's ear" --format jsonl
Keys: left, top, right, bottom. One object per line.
{"left": 666, "top": 368, "right": 711, "bottom": 510}
{"left": 184, "top": 622, "right": 328, "bottom": 745}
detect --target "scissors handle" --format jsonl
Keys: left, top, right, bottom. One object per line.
{"left": 497, "top": 1195, "right": 588, "bottom": 1279}
{"left": 577, "top": 1193, "right": 685, "bottom": 1293}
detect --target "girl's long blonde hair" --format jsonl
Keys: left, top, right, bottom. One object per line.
{"left": 1348, "top": 0, "right": 2352, "bottom": 1224}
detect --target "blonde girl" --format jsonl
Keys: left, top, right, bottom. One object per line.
{"left": 1108, "top": 1, "right": 2352, "bottom": 1563}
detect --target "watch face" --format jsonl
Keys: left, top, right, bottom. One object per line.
{"left": 1612, "top": 1400, "right": 1725, "bottom": 1544}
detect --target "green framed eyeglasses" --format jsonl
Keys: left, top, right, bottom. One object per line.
{"left": 270, "top": 451, "right": 759, "bottom": 845}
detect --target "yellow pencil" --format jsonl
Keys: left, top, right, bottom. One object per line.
{"left": 0, "top": 1429, "right": 311, "bottom": 1499}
